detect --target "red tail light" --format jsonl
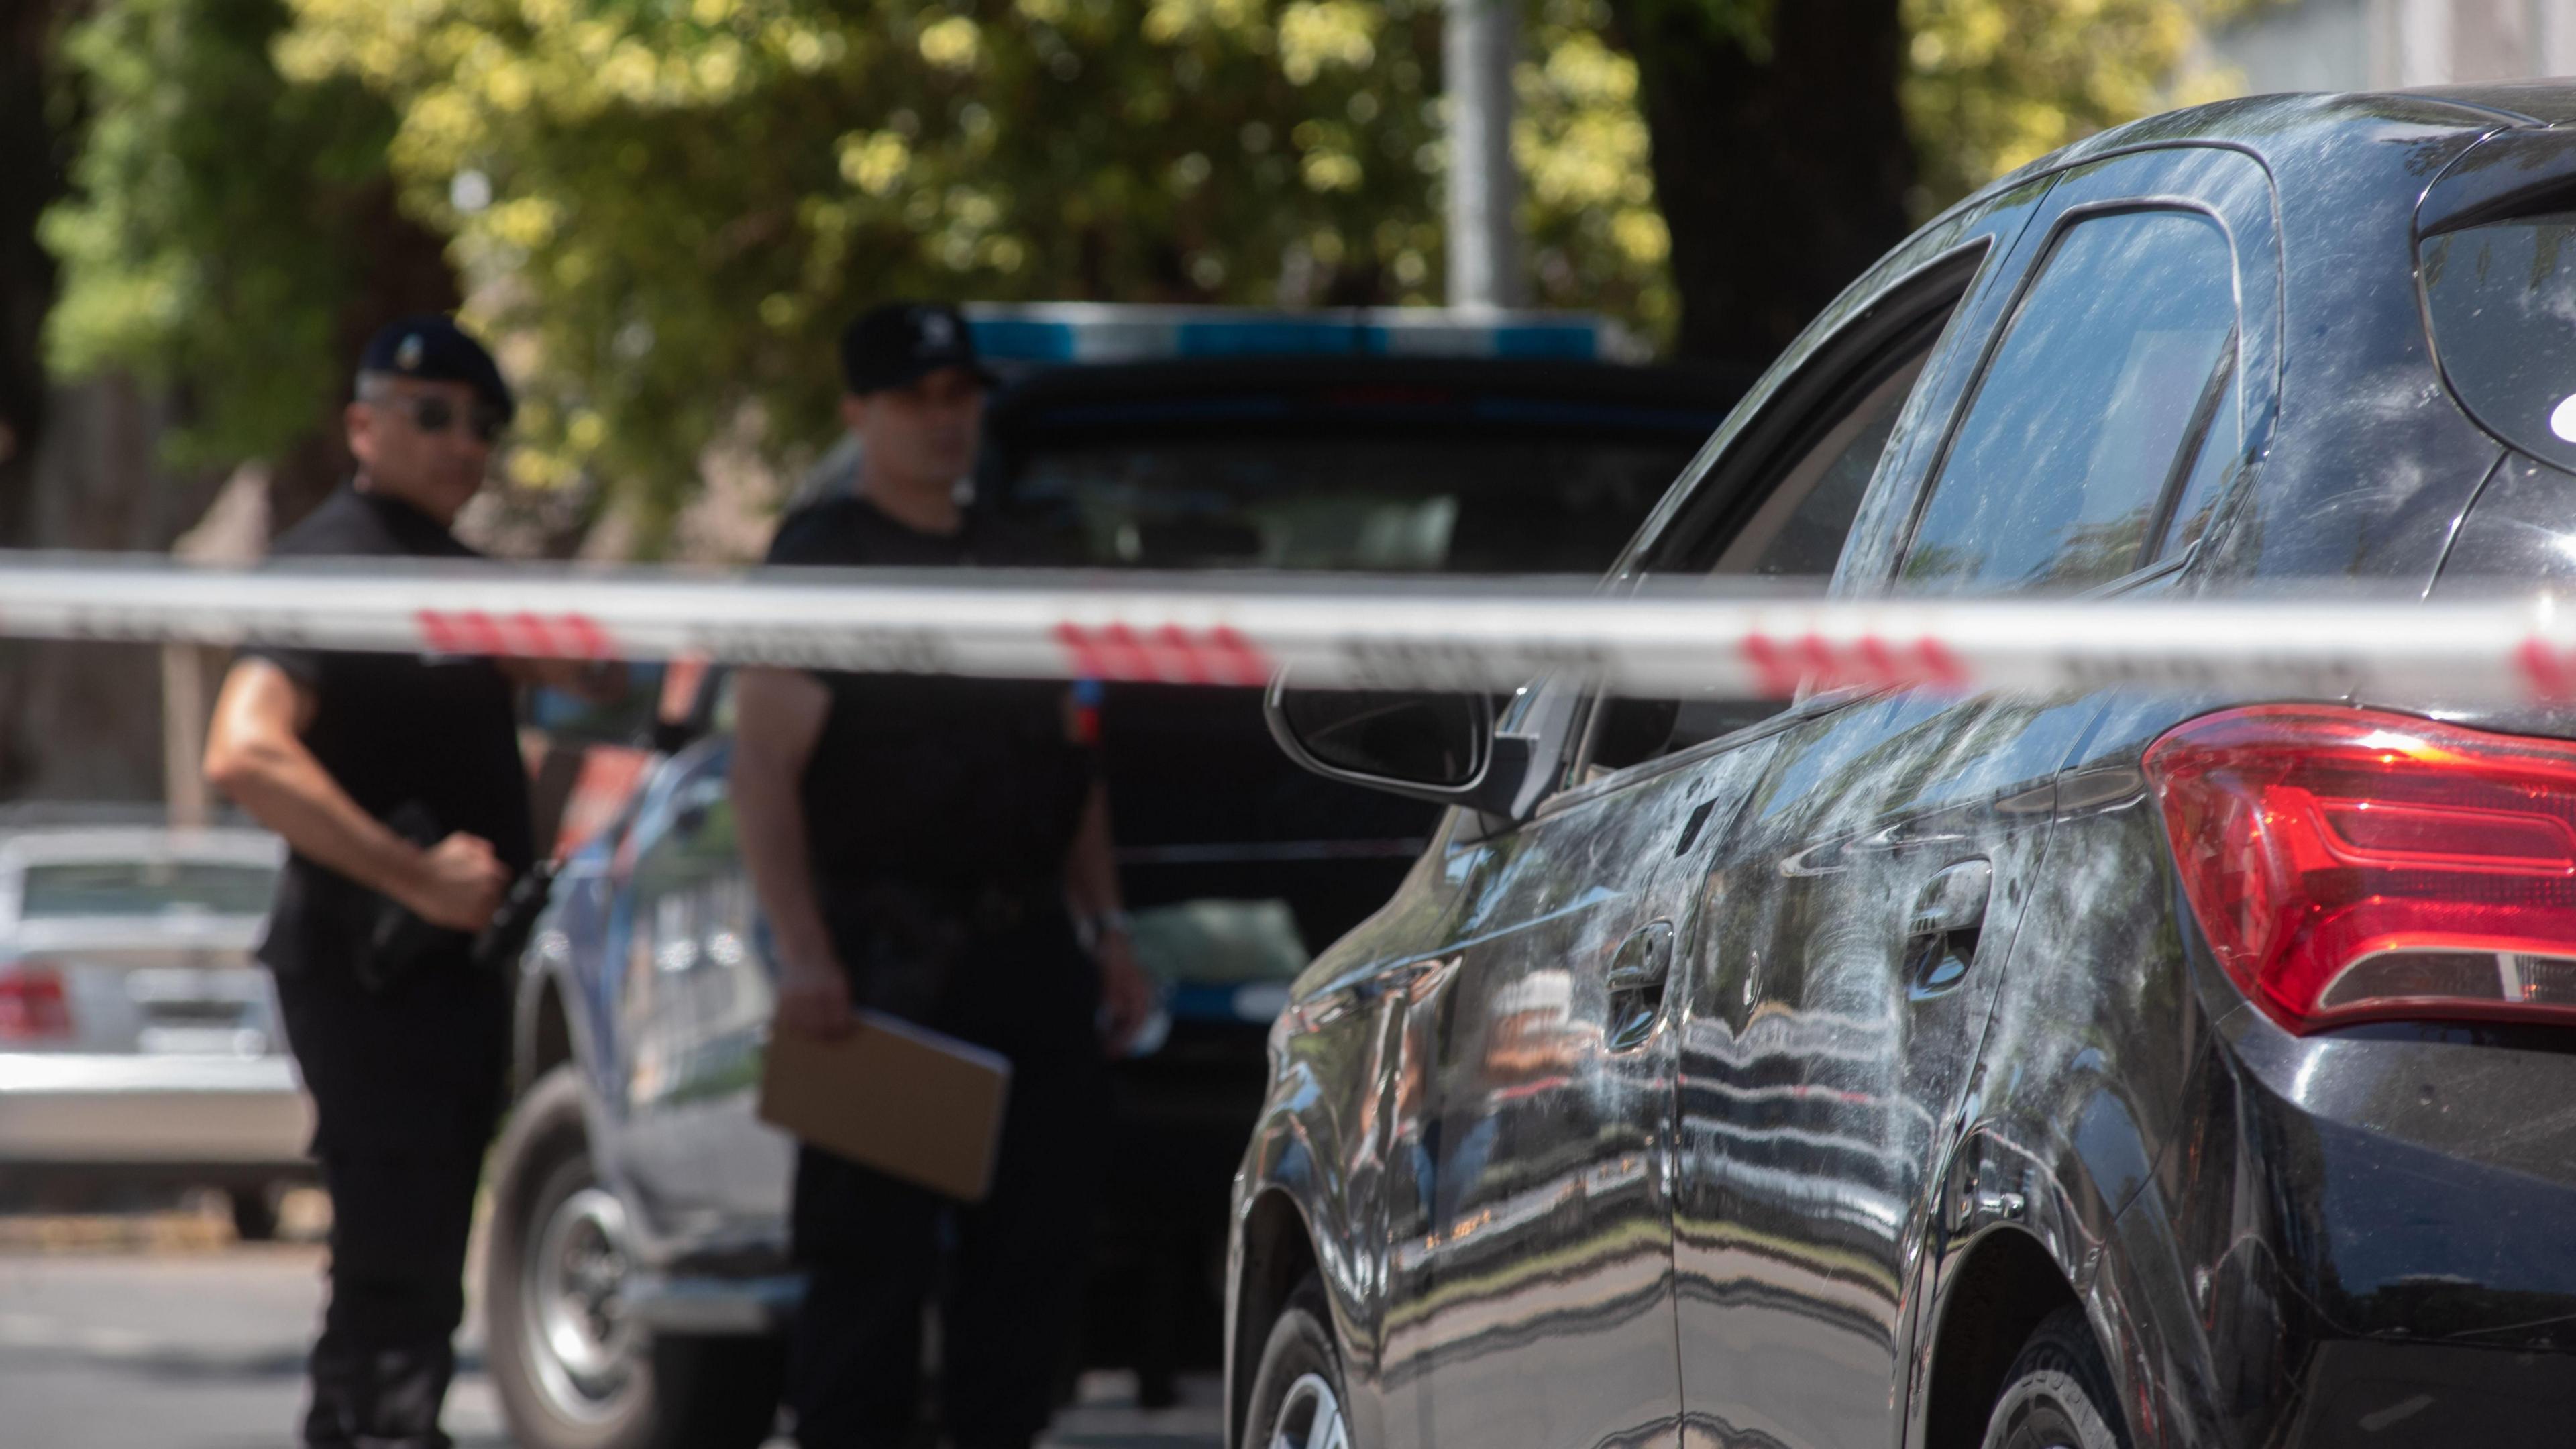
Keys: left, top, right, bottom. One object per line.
{"left": 0, "top": 959, "right": 73, "bottom": 1040}
{"left": 2145, "top": 706, "right": 2576, "bottom": 1033}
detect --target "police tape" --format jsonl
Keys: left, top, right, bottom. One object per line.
{"left": 2, "top": 551, "right": 2574, "bottom": 704}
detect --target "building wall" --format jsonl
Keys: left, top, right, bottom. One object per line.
{"left": 2212, "top": 0, "right": 2576, "bottom": 94}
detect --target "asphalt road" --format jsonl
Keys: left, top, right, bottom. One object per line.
{"left": 0, "top": 1230, "right": 1222, "bottom": 1449}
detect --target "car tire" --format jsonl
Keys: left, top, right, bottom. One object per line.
{"left": 1244, "top": 1276, "right": 1352, "bottom": 1449}
{"left": 1978, "top": 1305, "right": 2130, "bottom": 1449}
{"left": 485, "top": 1064, "right": 781, "bottom": 1449}
{"left": 227, "top": 1185, "right": 279, "bottom": 1242}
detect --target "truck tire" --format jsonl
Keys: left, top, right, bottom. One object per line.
{"left": 485, "top": 1064, "right": 782, "bottom": 1449}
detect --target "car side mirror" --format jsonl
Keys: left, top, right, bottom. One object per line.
{"left": 1265, "top": 676, "right": 1542, "bottom": 818}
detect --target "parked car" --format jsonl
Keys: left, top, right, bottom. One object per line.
{"left": 1234, "top": 87, "right": 2576, "bottom": 1449}
{"left": 483, "top": 309, "right": 1750, "bottom": 1449}
{"left": 0, "top": 825, "right": 306, "bottom": 1238}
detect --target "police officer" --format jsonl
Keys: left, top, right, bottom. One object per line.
{"left": 733, "top": 301, "right": 1153, "bottom": 1449}
{"left": 203, "top": 316, "right": 595, "bottom": 1449}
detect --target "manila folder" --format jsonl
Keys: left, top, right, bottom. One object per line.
{"left": 757, "top": 1010, "right": 1012, "bottom": 1203}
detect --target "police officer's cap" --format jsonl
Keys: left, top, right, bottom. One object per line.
{"left": 358, "top": 314, "right": 515, "bottom": 424}
{"left": 840, "top": 302, "right": 997, "bottom": 396}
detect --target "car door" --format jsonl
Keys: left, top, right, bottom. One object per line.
{"left": 598, "top": 733, "right": 786, "bottom": 1241}
{"left": 1382, "top": 721, "right": 1784, "bottom": 1449}
{"left": 1375, "top": 180, "right": 2048, "bottom": 1449}
{"left": 1670, "top": 146, "right": 2281, "bottom": 1449}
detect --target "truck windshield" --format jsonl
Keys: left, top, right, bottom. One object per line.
{"left": 1006, "top": 433, "right": 1696, "bottom": 572}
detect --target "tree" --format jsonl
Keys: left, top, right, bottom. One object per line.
{"left": 42, "top": 0, "right": 2261, "bottom": 552}
{"left": 1605, "top": 0, "right": 1916, "bottom": 368}
{"left": 1, "top": 0, "right": 64, "bottom": 549}
{"left": 42, "top": 0, "right": 459, "bottom": 530}
{"left": 1904, "top": 0, "right": 2263, "bottom": 205}
{"left": 276, "top": 0, "right": 1404, "bottom": 540}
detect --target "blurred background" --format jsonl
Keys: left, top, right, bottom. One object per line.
{"left": 6, "top": 1, "right": 2576, "bottom": 1445}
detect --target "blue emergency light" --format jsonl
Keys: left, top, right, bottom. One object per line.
{"left": 959, "top": 303, "right": 1634, "bottom": 371}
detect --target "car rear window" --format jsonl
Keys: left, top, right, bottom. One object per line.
{"left": 17, "top": 860, "right": 278, "bottom": 919}
{"left": 1902, "top": 209, "right": 2240, "bottom": 595}
{"left": 2420, "top": 207, "right": 2576, "bottom": 474}
{"left": 1005, "top": 433, "right": 1696, "bottom": 573}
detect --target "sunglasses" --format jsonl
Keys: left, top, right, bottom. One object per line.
{"left": 386, "top": 393, "right": 508, "bottom": 445}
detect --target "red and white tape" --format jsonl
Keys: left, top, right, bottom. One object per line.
{"left": 1, "top": 551, "right": 2573, "bottom": 706}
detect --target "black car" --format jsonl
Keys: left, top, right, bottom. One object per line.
{"left": 987, "top": 352, "right": 1746, "bottom": 1389}
{"left": 484, "top": 330, "right": 1743, "bottom": 1449}
{"left": 1232, "top": 87, "right": 2576, "bottom": 1449}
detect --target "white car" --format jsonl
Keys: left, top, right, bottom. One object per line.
{"left": 0, "top": 826, "right": 312, "bottom": 1237}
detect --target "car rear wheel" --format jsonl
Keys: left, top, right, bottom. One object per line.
{"left": 1979, "top": 1305, "right": 2129, "bottom": 1449}
{"left": 485, "top": 1064, "right": 780, "bottom": 1449}
{"left": 1245, "top": 1276, "right": 1351, "bottom": 1449}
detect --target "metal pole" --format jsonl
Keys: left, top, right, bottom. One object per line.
{"left": 1445, "top": 0, "right": 1523, "bottom": 309}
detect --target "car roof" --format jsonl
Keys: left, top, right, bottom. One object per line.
{"left": 0, "top": 827, "right": 285, "bottom": 870}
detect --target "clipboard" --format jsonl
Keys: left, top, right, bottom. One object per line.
{"left": 757, "top": 1010, "right": 1013, "bottom": 1203}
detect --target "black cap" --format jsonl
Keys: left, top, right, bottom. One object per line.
{"left": 358, "top": 314, "right": 515, "bottom": 424}
{"left": 839, "top": 302, "right": 996, "bottom": 396}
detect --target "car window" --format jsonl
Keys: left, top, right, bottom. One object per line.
{"left": 1709, "top": 353, "right": 1928, "bottom": 580}
{"left": 2419, "top": 205, "right": 2576, "bottom": 474}
{"left": 1581, "top": 345, "right": 1943, "bottom": 778}
{"left": 1900, "top": 209, "right": 2239, "bottom": 595}
{"left": 2156, "top": 345, "right": 2241, "bottom": 561}
{"left": 17, "top": 859, "right": 278, "bottom": 918}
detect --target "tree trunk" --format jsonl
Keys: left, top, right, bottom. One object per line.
{"left": 0, "top": 0, "right": 60, "bottom": 549}
{"left": 1607, "top": 0, "right": 1916, "bottom": 368}
{"left": 265, "top": 175, "right": 462, "bottom": 533}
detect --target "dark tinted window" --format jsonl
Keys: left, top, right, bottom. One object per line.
{"left": 1006, "top": 435, "right": 1693, "bottom": 572}
{"left": 1710, "top": 354, "right": 1926, "bottom": 578}
{"left": 1902, "top": 210, "right": 2238, "bottom": 594}
{"left": 1587, "top": 346, "right": 1943, "bottom": 777}
{"left": 2420, "top": 211, "right": 2576, "bottom": 474}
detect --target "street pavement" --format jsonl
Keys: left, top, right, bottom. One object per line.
{"left": 0, "top": 1223, "right": 1222, "bottom": 1449}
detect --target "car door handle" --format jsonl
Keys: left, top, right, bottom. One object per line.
{"left": 1907, "top": 859, "right": 1992, "bottom": 995}
{"left": 1605, "top": 921, "right": 1672, "bottom": 1051}
{"left": 1605, "top": 921, "right": 1673, "bottom": 994}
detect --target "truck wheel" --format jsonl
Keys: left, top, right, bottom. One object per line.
{"left": 485, "top": 1065, "right": 781, "bottom": 1449}
{"left": 1245, "top": 1275, "right": 1351, "bottom": 1449}
{"left": 1978, "top": 1305, "right": 2129, "bottom": 1449}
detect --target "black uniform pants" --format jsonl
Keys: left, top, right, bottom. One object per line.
{"left": 786, "top": 902, "right": 1107, "bottom": 1449}
{"left": 274, "top": 957, "right": 508, "bottom": 1449}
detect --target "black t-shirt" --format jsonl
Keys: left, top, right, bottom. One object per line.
{"left": 243, "top": 486, "right": 533, "bottom": 977}
{"left": 763, "top": 496, "right": 1095, "bottom": 894}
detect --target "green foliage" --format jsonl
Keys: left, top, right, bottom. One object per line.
{"left": 42, "top": 0, "right": 407, "bottom": 469}
{"left": 1905, "top": 0, "right": 2276, "bottom": 205}
{"left": 42, "top": 0, "right": 2271, "bottom": 540}
{"left": 1519, "top": 0, "right": 1676, "bottom": 337}
{"left": 269, "top": 0, "right": 1676, "bottom": 538}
